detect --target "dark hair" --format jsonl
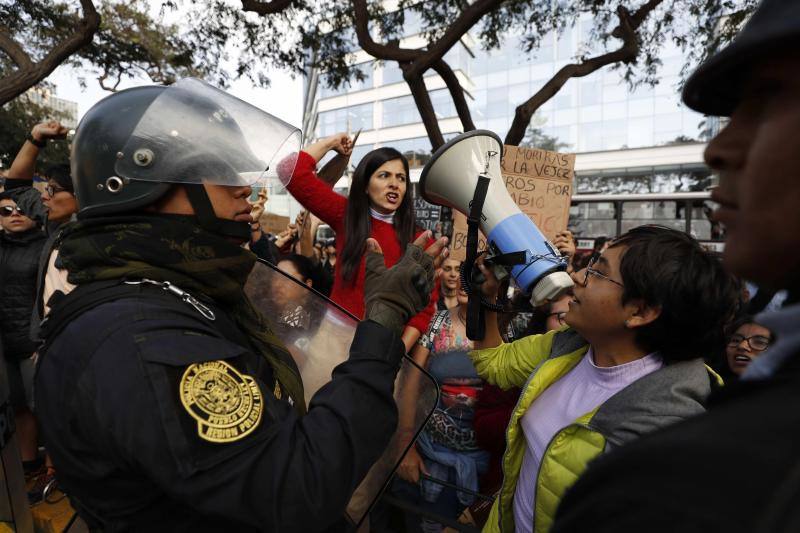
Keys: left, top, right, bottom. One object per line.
{"left": 610, "top": 225, "right": 741, "bottom": 362}
{"left": 43, "top": 164, "right": 73, "bottom": 193}
{"left": 711, "top": 313, "right": 767, "bottom": 380}
{"left": 726, "top": 313, "right": 756, "bottom": 338}
{"left": 340, "top": 147, "right": 415, "bottom": 282}
{"left": 278, "top": 254, "right": 315, "bottom": 285}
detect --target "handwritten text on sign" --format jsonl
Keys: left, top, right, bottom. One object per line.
{"left": 413, "top": 195, "right": 442, "bottom": 234}
{"left": 449, "top": 145, "right": 574, "bottom": 262}
{"left": 501, "top": 145, "right": 574, "bottom": 240}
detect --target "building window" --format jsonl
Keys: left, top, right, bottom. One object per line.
{"left": 317, "top": 103, "right": 374, "bottom": 137}
{"left": 388, "top": 136, "right": 433, "bottom": 168}
{"left": 382, "top": 61, "right": 404, "bottom": 85}
{"left": 381, "top": 89, "right": 456, "bottom": 128}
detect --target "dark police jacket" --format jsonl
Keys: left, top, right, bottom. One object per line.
{"left": 35, "top": 281, "right": 404, "bottom": 532}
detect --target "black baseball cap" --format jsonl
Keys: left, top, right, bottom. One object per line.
{"left": 682, "top": 0, "right": 800, "bottom": 116}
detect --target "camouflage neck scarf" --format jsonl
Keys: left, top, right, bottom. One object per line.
{"left": 57, "top": 215, "right": 306, "bottom": 414}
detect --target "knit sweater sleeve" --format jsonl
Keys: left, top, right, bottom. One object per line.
{"left": 406, "top": 231, "right": 439, "bottom": 333}
{"left": 282, "top": 151, "right": 347, "bottom": 231}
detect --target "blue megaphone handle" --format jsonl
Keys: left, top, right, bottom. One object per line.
{"left": 486, "top": 213, "right": 567, "bottom": 293}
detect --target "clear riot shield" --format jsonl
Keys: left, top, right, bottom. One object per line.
{"left": 244, "top": 259, "right": 439, "bottom": 528}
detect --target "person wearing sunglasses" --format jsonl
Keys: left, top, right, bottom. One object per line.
{"left": 725, "top": 315, "right": 773, "bottom": 377}
{"left": 0, "top": 187, "right": 48, "bottom": 491}
{"left": 5, "top": 121, "right": 77, "bottom": 228}
{"left": 469, "top": 225, "right": 739, "bottom": 533}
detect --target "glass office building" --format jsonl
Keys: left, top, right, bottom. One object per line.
{"left": 290, "top": 14, "right": 716, "bottom": 233}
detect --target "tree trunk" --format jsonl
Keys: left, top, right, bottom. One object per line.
{"left": 432, "top": 59, "right": 475, "bottom": 133}
{"left": 404, "top": 70, "right": 445, "bottom": 150}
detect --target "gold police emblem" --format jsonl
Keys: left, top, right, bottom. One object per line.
{"left": 180, "top": 360, "right": 263, "bottom": 443}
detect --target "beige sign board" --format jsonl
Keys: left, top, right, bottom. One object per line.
{"left": 449, "top": 145, "right": 575, "bottom": 262}
{"left": 259, "top": 213, "right": 291, "bottom": 236}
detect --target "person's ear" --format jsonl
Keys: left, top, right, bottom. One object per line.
{"left": 305, "top": 279, "right": 313, "bottom": 288}
{"left": 623, "top": 299, "right": 661, "bottom": 329}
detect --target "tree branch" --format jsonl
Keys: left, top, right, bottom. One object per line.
{"left": 241, "top": 0, "right": 294, "bottom": 15}
{"left": 0, "top": 32, "right": 34, "bottom": 69}
{"left": 353, "top": 0, "right": 420, "bottom": 62}
{"left": 404, "top": 70, "right": 445, "bottom": 149}
{"left": 505, "top": 1, "right": 664, "bottom": 146}
{"left": 431, "top": 58, "right": 475, "bottom": 132}
{"left": 410, "top": 0, "right": 503, "bottom": 77}
{"left": 0, "top": 0, "right": 101, "bottom": 106}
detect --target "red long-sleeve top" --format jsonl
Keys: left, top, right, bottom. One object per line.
{"left": 284, "top": 151, "right": 437, "bottom": 334}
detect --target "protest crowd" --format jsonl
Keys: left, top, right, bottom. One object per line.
{"left": 0, "top": 0, "right": 798, "bottom": 531}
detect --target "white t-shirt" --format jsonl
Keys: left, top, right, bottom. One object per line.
{"left": 513, "top": 349, "right": 663, "bottom": 532}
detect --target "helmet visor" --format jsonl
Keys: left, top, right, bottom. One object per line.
{"left": 115, "top": 78, "right": 301, "bottom": 188}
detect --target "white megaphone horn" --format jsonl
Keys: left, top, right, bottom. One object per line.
{"left": 420, "top": 130, "right": 573, "bottom": 306}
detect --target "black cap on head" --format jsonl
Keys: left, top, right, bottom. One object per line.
{"left": 683, "top": 0, "right": 800, "bottom": 116}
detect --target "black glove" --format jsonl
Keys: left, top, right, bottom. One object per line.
{"left": 364, "top": 241, "right": 435, "bottom": 334}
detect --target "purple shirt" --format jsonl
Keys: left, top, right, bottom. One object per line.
{"left": 513, "top": 349, "right": 663, "bottom": 532}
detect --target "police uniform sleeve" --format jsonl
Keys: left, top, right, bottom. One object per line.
{"left": 89, "top": 318, "right": 404, "bottom": 532}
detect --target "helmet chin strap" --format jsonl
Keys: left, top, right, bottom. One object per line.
{"left": 184, "top": 184, "right": 251, "bottom": 242}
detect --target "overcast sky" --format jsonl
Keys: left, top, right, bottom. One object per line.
{"left": 49, "top": 63, "right": 306, "bottom": 129}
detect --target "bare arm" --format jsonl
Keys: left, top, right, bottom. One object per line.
{"left": 395, "top": 342, "right": 431, "bottom": 483}
{"left": 401, "top": 326, "right": 421, "bottom": 353}
{"left": 8, "top": 121, "right": 69, "bottom": 180}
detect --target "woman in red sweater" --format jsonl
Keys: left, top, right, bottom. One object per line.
{"left": 282, "top": 132, "right": 438, "bottom": 351}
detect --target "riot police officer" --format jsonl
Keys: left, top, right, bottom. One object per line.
{"left": 35, "top": 79, "right": 447, "bottom": 532}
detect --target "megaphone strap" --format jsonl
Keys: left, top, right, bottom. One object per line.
{"left": 463, "top": 175, "right": 492, "bottom": 341}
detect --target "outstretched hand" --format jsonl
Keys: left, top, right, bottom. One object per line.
{"left": 364, "top": 232, "right": 449, "bottom": 334}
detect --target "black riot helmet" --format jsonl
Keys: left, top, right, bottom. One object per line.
{"left": 71, "top": 85, "right": 171, "bottom": 218}
{"left": 70, "top": 78, "right": 302, "bottom": 239}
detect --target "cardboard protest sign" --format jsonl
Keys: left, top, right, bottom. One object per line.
{"left": 413, "top": 195, "right": 442, "bottom": 234}
{"left": 450, "top": 211, "right": 487, "bottom": 262}
{"left": 259, "top": 213, "right": 291, "bottom": 236}
{"left": 500, "top": 145, "right": 575, "bottom": 240}
{"left": 448, "top": 145, "right": 575, "bottom": 262}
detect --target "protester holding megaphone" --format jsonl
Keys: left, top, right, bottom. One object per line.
{"left": 280, "top": 134, "right": 438, "bottom": 351}
{"left": 468, "top": 226, "right": 739, "bottom": 533}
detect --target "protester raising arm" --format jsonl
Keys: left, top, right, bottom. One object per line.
{"left": 281, "top": 134, "right": 439, "bottom": 352}
{"left": 7, "top": 121, "right": 69, "bottom": 184}
{"left": 284, "top": 134, "right": 351, "bottom": 229}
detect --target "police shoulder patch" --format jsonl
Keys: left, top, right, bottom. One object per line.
{"left": 179, "top": 360, "right": 263, "bottom": 443}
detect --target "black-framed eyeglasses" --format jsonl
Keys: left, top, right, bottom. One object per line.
{"left": 581, "top": 254, "right": 624, "bottom": 288}
{"left": 728, "top": 333, "right": 771, "bottom": 352}
{"left": 45, "top": 184, "right": 68, "bottom": 196}
{"left": 0, "top": 205, "right": 24, "bottom": 217}
{"left": 547, "top": 311, "right": 567, "bottom": 326}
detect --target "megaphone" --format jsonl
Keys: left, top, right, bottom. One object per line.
{"left": 420, "top": 130, "right": 573, "bottom": 306}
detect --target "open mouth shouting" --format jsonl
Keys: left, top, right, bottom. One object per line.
{"left": 385, "top": 191, "right": 400, "bottom": 205}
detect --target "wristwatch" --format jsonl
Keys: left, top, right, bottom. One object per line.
{"left": 26, "top": 133, "right": 47, "bottom": 148}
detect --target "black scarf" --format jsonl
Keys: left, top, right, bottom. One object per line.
{"left": 57, "top": 215, "right": 306, "bottom": 414}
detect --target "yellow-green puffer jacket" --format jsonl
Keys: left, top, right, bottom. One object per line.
{"left": 471, "top": 327, "right": 721, "bottom": 533}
